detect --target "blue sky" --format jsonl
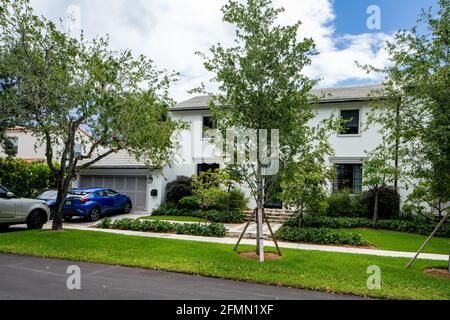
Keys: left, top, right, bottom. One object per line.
{"left": 333, "top": 0, "right": 437, "bottom": 35}
{"left": 29, "top": 0, "right": 440, "bottom": 102}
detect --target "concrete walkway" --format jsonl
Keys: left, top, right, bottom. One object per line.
{"left": 62, "top": 224, "right": 449, "bottom": 262}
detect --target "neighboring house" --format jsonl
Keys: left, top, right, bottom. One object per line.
{"left": 0, "top": 126, "right": 89, "bottom": 162}
{"left": 3, "top": 84, "right": 409, "bottom": 213}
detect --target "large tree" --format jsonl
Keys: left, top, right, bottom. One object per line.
{"left": 0, "top": 0, "right": 181, "bottom": 230}
{"left": 198, "top": 0, "right": 329, "bottom": 261}
{"left": 364, "top": 0, "right": 450, "bottom": 218}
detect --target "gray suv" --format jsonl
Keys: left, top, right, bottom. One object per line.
{"left": 0, "top": 185, "right": 51, "bottom": 230}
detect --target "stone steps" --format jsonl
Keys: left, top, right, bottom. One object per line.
{"left": 243, "top": 209, "right": 294, "bottom": 224}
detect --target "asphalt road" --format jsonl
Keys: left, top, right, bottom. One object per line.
{"left": 0, "top": 254, "right": 363, "bottom": 300}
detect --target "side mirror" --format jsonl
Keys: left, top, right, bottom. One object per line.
{"left": 6, "top": 192, "right": 15, "bottom": 199}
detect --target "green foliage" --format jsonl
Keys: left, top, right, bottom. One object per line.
{"left": 0, "top": 0, "right": 181, "bottom": 230}
{"left": 196, "top": 0, "right": 330, "bottom": 213}
{"left": 363, "top": 0, "right": 450, "bottom": 216}
{"left": 280, "top": 149, "right": 334, "bottom": 216}
{"left": 363, "top": 187, "right": 400, "bottom": 220}
{"left": 276, "top": 227, "right": 367, "bottom": 246}
{"left": 325, "top": 190, "right": 368, "bottom": 217}
{"left": 166, "top": 176, "right": 194, "bottom": 204}
{"left": 99, "top": 218, "right": 226, "bottom": 237}
{"left": 178, "top": 196, "right": 201, "bottom": 210}
{"left": 0, "top": 157, "right": 56, "bottom": 198}
{"left": 191, "top": 169, "right": 249, "bottom": 212}
{"left": 152, "top": 206, "right": 246, "bottom": 224}
{"left": 283, "top": 215, "right": 450, "bottom": 238}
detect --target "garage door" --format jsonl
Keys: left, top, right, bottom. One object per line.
{"left": 79, "top": 175, "right": 148, "bottom": 212}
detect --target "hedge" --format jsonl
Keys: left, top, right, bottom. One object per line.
{"left": 99, "top": 218, "right": 226, "bottom": 237}
{"left": 0, "top": 157, "right": 56, "bottom": 198}
{"left": 152, "top": 204, "right": 246, "bottom": 224}
{"left": 283, "top": 215, "right": 450, "bottom": 238}
{"left": 276, "top": 227, "right": 367, "bottom": 246}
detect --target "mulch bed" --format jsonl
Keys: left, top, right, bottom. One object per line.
{"left": 424, "top": 268, "right": 450, "bottom": 279}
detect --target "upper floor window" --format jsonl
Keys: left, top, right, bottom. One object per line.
{"left": 7, "top": 136, "right": 18, "bottom": 155}
{"left": 202, "top": 116, "right": 217, "bottom": 139}
{"left": 339, "top": 109, "right": 360, "bottom": 135}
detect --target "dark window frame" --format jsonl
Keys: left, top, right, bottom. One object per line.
{"left": 202, "top": 115, "right": 217, "bottom": 139}
{"left": 339, "top": 109, "right": 361, "bottom": 135}
{"left": 333, "top": 163, "right": 363, "bottom": 193}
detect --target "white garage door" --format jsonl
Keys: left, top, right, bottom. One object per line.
{"left": 79, "top": 175, "right": 148, "bottom": 212}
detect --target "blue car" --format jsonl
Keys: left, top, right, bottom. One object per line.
{"left": 38, "top": 190, "right": 58, "bottom": 218}
{"left": 63, "top": 188, "right": 133, "bottom": 222}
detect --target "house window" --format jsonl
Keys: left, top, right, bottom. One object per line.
{"left": 8, "top": 137, "right": 18, "bottom": 155}
{"left": 197, "top": 163, "right": 220, "bottom": 175}
{"left": 340, "top": 109, "right": 360, "bottom": 135}
{"left": 333, "top": 164, "right": 363, "bottom": 193}
{"left": 202, "top": 116, "right": 217, "bottom": 139}
{"left": 74, "top": 143, "right": 82, "bottom": 158}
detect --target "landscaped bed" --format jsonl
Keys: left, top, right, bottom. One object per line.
{"left": 0, "top": 229, "right": 448, "bottom": 300}
{"left": 141, "top": 215, "right": 211, "bottom": 223}
{"left": 277, "top": 216, "right": 450, "bottom": 254}
{"left": 98, "top": 218, "right": 226, "bottom": 237}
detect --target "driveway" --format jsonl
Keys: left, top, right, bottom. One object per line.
{"left": 0, "top": 254, "right": 363, "bottom": 300}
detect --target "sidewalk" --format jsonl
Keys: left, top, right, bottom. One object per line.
{"left": 65, "top": 224, "right": 449, "bottom": 262}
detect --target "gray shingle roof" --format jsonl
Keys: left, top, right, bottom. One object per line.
{"left": 172, "top": 84, "right": 383, "bottom": 111}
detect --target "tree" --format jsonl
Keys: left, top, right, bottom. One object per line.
{"left": 363, "top": 0, "right": 450, "bottom": 218}
{"left": 280, "top": 128, "right": 334, "bottom": 228}
{"left": 197, "top": 0, "right": 325, "bottom": 261}
{"left": 363, "top": 152, "right": 398, "bottom": 228}
{"left": 0, "top": 0, "right": 181, "bottom": 230}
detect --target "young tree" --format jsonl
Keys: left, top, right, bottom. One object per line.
{"left": 0, "top": 0, "right": 181, "bottom": 230}
{"left": 363, "top": 152, "right": 398, "bottom": 228}
{"left": 280, "top": 128, "right": 335, "bottom": 228}
{"left": 363, "top": 0, "right": 450, "bottom": 218}
{"left": 197, "top": 0, "right": 325, "bottom": 261}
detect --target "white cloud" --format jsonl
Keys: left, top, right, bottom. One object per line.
{"left": 30, "top": 0, "right": 392, "bottom": 102}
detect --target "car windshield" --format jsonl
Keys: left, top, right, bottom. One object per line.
{"left": 38, "top": 190, "right": 58, "bottom": 200}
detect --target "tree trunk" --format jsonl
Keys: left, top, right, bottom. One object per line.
{"left": 298, "top": 208, "right": 304, "bottom": 228}
{"left": 52, "top": 174, "right": 72, "bottom": 231}
{"left": 373, "top": 190, "right": 380, "bottom": 229}
{"left": 256, "top": 165, "right": 264, "bottom": 262}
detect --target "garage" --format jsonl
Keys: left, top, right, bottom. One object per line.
{"left": 79, "top": 175, "right": 148, "bottom": 212}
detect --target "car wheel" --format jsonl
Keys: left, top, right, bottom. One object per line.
{"left": 0, "top": 224, "right": 10, "bottom": 231}
{"left": 123, "top": 201, "right": 132, "bottom": 214}
{"left": 64, "top": 216, "right": 73, "bottom": 222}
{"left": 27, "top": 210, "right": 47, "bottom": 230}
{"left": 88, "top": 207, "right": 101, "bottom": 222}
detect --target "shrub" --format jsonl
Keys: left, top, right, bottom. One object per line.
{"left": 0, "top": 157, "right": 57, "bottom": 198}
{"left": 276, "top": 227, "right": 367, "bottom": 246}
{"left": 152, "top": 206, "right": 246, "bottom": 224}
{"left": 165, "top": 176, "right": 193, "bottom": 204}
{"left": 178, "top": 196, "right": 201, "bottom": 210}
{"left": 99, "top": 218, "right": 226, "bottom": 237}
{"left": 283, "top": 215, "right": 450, "bottom": 237}
{"left": 363, "top": 187, "right": 400, "bottom": 220}
{"left": 326, "top": 190, "right": 368, "bottom": 217}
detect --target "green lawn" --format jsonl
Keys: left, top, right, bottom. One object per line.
{"left": 346, "top": 228, "right": 450, "bottom": 255}
{"left": 0, "top": 230, "right": 448, "bottom": 300}
{"left": 140, "top": 215, "right": 210, "bottom": 223}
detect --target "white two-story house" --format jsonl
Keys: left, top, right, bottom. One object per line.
{"left": 3, "top": 84, "right": 408, "bottom": 213}
{"left": 73, "top": 84, "right": 407, "bottom": 213}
